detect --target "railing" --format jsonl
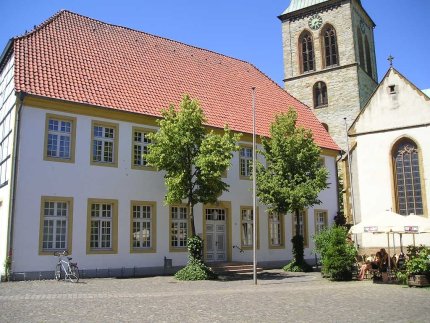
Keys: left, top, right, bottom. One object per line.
{"left": 233, "top": 245, "right": 244, "bottom": 253}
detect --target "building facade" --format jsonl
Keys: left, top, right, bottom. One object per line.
{"left": 0, "top": 11, "right": 339, "bottom": 279}
{"left": 279, "top": 0, "right": 378, "bottom": 150}
{"left": 347, "top": 68, "right": 430, "bottom": 248}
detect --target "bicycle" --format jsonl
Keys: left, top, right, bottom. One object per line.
{"left": 54, "top": 250, "right": 79, "bottom": 283}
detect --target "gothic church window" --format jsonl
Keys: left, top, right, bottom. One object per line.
{"left": 364, "top": 36, "right": 373, "bottom": 76}
{"left": 357, "top": 27, "right": 365, "bottom": 68}
{"left": 313, "top": 81, "right": 328, "bottom": 108}
{"left": 322, "top": 25, "right": 338, "bottom": 67}
{"left": 392, "top": 139, "right": 424, "bottom": 216}
{"left": 300, "top": 31, "right": 315, "bottom": 73}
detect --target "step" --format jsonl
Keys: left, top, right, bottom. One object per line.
{"left": 210, "top": 263, "right": 264, "bottom": 275}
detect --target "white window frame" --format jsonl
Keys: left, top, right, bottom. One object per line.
{"left": 132, "top": 127, "right": 154, "bottom": 169}
{"left": 315, "top": 210, "right": 328, "bottom": 234}
{"left": 44, "top": 114, "right": 76, "bottom": 163}
{"left": 269, "top": 213, "right": 283, "bottom": 248}
{"left": 132, "top": 205, "right": 152, "bottom": 248}
{"left": 170, "top": 206, "right": 188, "bottom": 249}
{"left": 90, "top": 202, "right": 113, "bottom": 249}
{"left": 47, "top": 119, "right": 72, "bottom": 159}
{"left": 241, "top": 208, "right": 254, "bottom": 248}
{"left": 240, "top": 146, "right": 252, "bottom": 178}
{"left": 39, "top": 196, "right": 73, "bottom": 255}
{"left": 42, "top": 201, "right": 68, "bottom": 250}
{"left": 93, "top": 125, "right": 114, "bottom": 163}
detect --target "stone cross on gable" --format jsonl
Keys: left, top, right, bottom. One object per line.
{"left": 387, "top": 55, "right": 394, "bottom": 67}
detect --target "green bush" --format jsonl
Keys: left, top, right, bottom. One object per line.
{"left": 174, "top": 236, "right": 217, "bottom": 281}
{"left": 314, "top": 226, "right": 357, "bottom": 281}
{"left": 405, "top": 246, "right": 430, "bottom": 276}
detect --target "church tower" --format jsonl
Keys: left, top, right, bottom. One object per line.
{"left": 279, "top": 0, "right": 378, "bottom": 150}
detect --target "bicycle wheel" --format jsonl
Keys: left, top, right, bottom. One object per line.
{"left": 55, "top": 264, "right": 62, "bottom": 281}
{"left": 69, "top": 265, "right": 79, "bottom": 283}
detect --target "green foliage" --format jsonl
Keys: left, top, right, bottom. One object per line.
{"left": 3, "top": 250, "right": 11, "bottom": 282}
{"left": 175, "top": 236, "right": 217, "bottom": 281}
{"left": 174, "top": 259, "right": 217, "bottom": 281}
{"left": 256, "top": 109, "right": 329, "bottom": 216}
{"left": 396, "top": 270, "right": 408, "bottom": 285}
{"left": 405, "top": 246, "right": 430, "bottom": 276}
{"left": 146, "top": 95, "right": 240, "bottom": 235}
{"left": 256, "top": 109, "right": 328, "bottom": 267}
{"left": 187, "top": 235, "right": 204, "bottom": 261}
{"left": 283, "top": 260, "right": 313, "bottom": 273}
{"left": 314, "top": 226, "right": 357, "bottom": 281}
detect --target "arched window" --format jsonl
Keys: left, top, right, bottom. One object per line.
{"left": 322, "top": 25, "right": 338, "bottom": 67}
{"left": 313, "top": 81, "right": 328, "bottom": 108}
{"left": 393, "top": 139, "right": 424, "bottom": 215}
{"left": 357, "top": 27, "right": 365, "bottom": 67}
{"left": 300, "top": 31, "right": 315, "bottom": 73}
{"left": 364, "top": 36, "right": 373, "bottom": 76}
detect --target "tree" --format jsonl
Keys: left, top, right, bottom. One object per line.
{"left": 146, "top": 94, "right": 240, "bottom": 238}
{"left": 256, "top": 109, "right": 328, "bottom": 269}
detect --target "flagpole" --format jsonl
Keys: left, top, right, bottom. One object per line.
{"left": 252, "top": 87, "right": 257, "bottom": 285}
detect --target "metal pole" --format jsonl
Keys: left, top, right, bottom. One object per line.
{"left": 252, "top": 87, "right": 257, "bottom": 285}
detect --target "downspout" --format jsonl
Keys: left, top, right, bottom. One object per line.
{"left": 6, "top": 91, "right": 26, "bottom": 264}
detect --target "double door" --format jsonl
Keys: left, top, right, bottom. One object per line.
{"left": 205, "top": 208, "right": 226, "bottom": 262}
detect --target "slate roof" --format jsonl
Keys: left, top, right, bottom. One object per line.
{"left": 281, "top": 0, "right": 329, "bottom": 15}
{"left": 12, "top": 10, "right": 338, "bottom": 151}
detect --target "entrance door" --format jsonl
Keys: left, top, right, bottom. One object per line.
{"left": 205, "top": 208, "right": 226, "bottom": 262}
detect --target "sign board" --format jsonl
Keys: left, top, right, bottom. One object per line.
{"left": 364, "top": 226, "right": 378, "bottom": 232}
{"left": 404, "top": 226, "right": 419, "bottom": 233}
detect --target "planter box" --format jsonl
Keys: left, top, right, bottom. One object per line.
{"left": 408, "top": 274, "right": 430, "bottom": 287}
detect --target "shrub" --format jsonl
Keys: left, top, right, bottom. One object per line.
{"left": 405, "top": 246, "right": 430, "bottom": 276}
{"left": 174, "top": 236, "right": 217, "bottom": 281}
{"left": 314, "top": 226, "right": 357, "bottom": 281}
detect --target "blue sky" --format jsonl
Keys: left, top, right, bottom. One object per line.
{"left": 1, "top": 0, "right": 429, "bottom": 90}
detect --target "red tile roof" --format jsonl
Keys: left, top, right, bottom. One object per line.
{"left": 13, "top": 10, "right": 338, "bottom": 151}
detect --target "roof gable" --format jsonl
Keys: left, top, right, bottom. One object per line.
{"left": 12, "top": 10, "right": 338, "bottom": 151}
{"left": 349, "top": 68, "right": 430, "bottom": 135}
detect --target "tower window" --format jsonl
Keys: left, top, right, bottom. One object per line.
{"left": 393, "top": 139, "right": 424, "bottom": 216}
{"left": 357, "top": 27, "right": 365, "bottom": 68}
{"left": 313, "top": 81, "right": 328, "bottom": 108}
{"left": 300, "top": 31, "right": 315, "bottom": 73}
{"left": 388, "top": 85, "right": 396, "bottom": 94}
{"left": 364, "top": 36, "right": 373, "bottom": 76}
{"left": 322, "top": 25, "right": 338, "bottom": 67}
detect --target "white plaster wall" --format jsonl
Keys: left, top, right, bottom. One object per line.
{"left": 353, "top": 128, "right": 430, "bottom": 248}
{"left": 12, "top": 105, "right": 338, "bottom": 272}
{"left": 0, "top": 55, "right": 16, "bottom": 275}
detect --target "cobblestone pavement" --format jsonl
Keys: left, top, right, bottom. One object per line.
{"left": 0, "top": 270, "right": 429, "bottom": 322}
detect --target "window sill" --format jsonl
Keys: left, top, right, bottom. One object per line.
{"left": 130, "top": 248, "right": 157, "bottom": 254}
{"left": 169, "top": 247, "right": 188, "bottom": 253}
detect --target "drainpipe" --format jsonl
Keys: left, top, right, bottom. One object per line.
{"left": 6, "top": 91, "right": 26, "bottom": 266}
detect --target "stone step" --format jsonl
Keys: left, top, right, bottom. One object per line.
{"left": 210, "top": 263, "right": 264, "bottom": 275}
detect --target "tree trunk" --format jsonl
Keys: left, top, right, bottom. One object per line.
{"left": 295, "top": 209, "right": 301, "bottom": 238}
{"left": 189, "top": 200, "right": 196, "bottom": 237}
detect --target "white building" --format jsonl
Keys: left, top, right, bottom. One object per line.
{"left": 346, "top": 67, "right": 430, "bottom": 249}
{"left": 0, "top": 10, "right": 339, "bottom": 279}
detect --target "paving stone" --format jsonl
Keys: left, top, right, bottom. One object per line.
{"left": 0, "top": 270, "right": 429, "bottom": 322}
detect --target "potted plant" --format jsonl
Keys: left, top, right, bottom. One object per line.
{"left": 405, "top": 246, "right": 430, "bottom": 287}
